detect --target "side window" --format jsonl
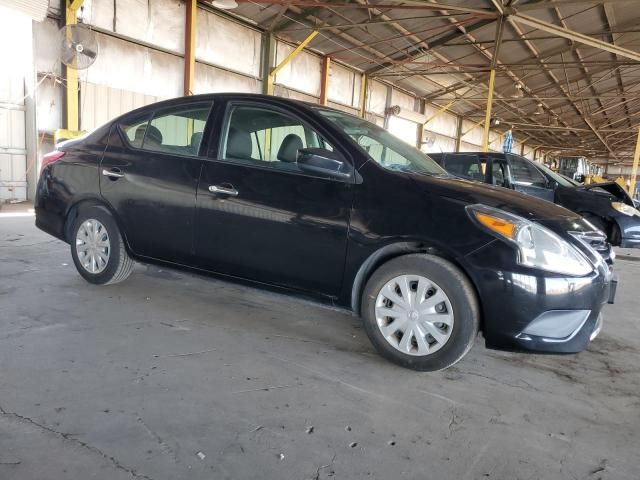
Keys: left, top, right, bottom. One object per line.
{"left": 119, "top": 113, "right": 152, "bottom": 148}
{"left": 119, "top": 103, "right": 212, "bottom": 155}
{"left": 443, "top": 154, "right": 483, "bottom": 181}
{"left": 508, "top": 154, "right": 547, "bottom": 187}
{"left": 221, "top": 105, "right": 332, "bottom": 170}
{"left": 145, "top": 103, "right": 212, "bottom": 155}
{"left": 491, "top": 160, "right": 509, "bottom": 187}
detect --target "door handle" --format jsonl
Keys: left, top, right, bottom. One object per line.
{"left": 208, "top": 185, "right": 238, "bottom": 196}
{"left": 102, "top": 168, "right": 124, "bottom": 179}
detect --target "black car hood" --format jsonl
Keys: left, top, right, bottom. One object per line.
{"left": 409, "top": 174, "right": 593, "bottom": 234}
{"left": 580, "top": 181, "right": 633, "bottom": 204}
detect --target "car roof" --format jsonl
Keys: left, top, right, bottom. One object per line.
{"left": 439, "top": 151, "right": 508, "bottom": 157}
{"left": 110, "top": 92, "right": 348, "bottom": 126}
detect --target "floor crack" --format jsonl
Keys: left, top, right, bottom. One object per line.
{"left": 313, "top": 449, "right": 337, "bottom": 480}
{"left": 136, "top": 415, "right": 179, "bottom": 463}
{"left": 0, "top": 403, "right": 153, "bottom": 479}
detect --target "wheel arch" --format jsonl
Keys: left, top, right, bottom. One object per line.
{"left": 63, "top": 197, "right": 131, "bottom": 252}
{"left": 350, "top": 241, "right": 482, "bottom": 326}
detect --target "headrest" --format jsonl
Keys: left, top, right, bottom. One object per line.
{"left": 226, "top": 128, "right": 252, "bottom": 160}
{"left": 277, "top": 134, "right": 303, "bottom": 163}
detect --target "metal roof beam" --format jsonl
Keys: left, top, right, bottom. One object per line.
{"left": 365, "top": 18, "right": 495, "bottom": 75}
{"left": 511, "top": 13, "right": 640, "bottom": 62}
{"left": 512, "top": 0, "right": 634, "bottom": 13}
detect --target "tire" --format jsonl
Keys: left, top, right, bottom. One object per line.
{"left": 70, "top": 205, "right": 134, "bottom": 285}
{"left": 361, "top": 254, "right": 479, "bottom": 371}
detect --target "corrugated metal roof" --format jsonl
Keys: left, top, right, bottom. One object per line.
{"left": 221, "top": 0, "right": 640, "bottom": 163}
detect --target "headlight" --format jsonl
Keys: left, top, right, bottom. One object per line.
{"left": 467, "top": 204, "right": 593, "bottom": 276}
{"left": 611, "top": 201, "right": 640, "bottom": 217}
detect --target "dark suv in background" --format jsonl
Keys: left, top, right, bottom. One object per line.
{"left": 35, "top": 94, "right": 615, "bottom": 371}
{"left": 430, "top": 152, "right": 640, "bottom": 248}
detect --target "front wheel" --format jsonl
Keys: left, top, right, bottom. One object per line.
{"left": 70, "top": 205, "right": 134, "bottom": 285}
{"left": 361, "top": 254, "right": 479, "bottom": 371}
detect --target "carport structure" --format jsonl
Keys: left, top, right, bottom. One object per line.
{"left": 2, "top": 1, "right": 640, "bottom": 203}
{"left": 218, "top": 0, "right": 640, "bottom": 184}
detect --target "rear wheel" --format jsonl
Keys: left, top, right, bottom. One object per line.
{"left": 70, "top": 205, "right": 134, "bottom": 285}
{"left": 361, "top": 254, "right": 479, "bottom": 371}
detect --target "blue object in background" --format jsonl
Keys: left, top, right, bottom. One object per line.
{"left": 503, "top": 129, "right": 513, "bottom": 153}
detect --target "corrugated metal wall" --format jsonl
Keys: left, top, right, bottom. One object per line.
{"left": 0, "top": 7, "right": 32, "bottom": 202}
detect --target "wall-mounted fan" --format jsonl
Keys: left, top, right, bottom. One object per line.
{"left": 58, "top": 24, "right": 99, "bottom": 70}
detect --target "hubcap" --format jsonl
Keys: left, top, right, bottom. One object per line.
{"left": 75, "top": 219, "right": 110, "bottom": 274}
{"left": 375, "top": 275, "right": 454, "bottom": 356}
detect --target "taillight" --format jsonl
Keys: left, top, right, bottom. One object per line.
{"left": 41, "top": 150, "right": 65, "bottom": 171}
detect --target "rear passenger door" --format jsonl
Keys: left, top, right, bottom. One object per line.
{"left": 506, "top": 154, "right": 555, "bottom": 202}
{"left": 194, "top": 101, "right": 353, "bottom": 296}
{"left": 101, "top": 101, "right": 213, "bottom": 263}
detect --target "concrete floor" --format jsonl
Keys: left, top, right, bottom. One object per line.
{"left": 1, "top": 205, "right": 639, "bottom": 480}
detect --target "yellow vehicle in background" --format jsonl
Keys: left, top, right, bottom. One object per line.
{"left": 555, "top": 156, "right": 603, "bottom": 184}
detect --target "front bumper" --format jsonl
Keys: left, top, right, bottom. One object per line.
{"left": 462, "top": 240, "right": 613, "bottom": 354}
{"left": 620, "top": 236, "right": 640, "bottom": 248}
{"left": 615, "top": 214, "right": 640, "bottom": 248}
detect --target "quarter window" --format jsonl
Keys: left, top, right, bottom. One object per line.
{"left": 120, "top": 103, "right": 212, "bottom": 156}
{"left": 221, "top": 105, "right": 333, "bottom": 170}
{"left": 119, "top": 113, "right": 152, "bottom": 148}
{"left": 146, "top": 104, "right": 212, "bottom": 155}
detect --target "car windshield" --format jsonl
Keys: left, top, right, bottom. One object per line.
{"left": 315, "top": 108, "right": 446, "bottom": 176}
{"left": 535, "top": 162, "right": 576, "bottom": 187}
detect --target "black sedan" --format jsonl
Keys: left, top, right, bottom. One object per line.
{"left": 36, "top": 94, "right": 615, "bottom": 371}
{"left": 430, "top": 151, "right": 640, "bottom": 248}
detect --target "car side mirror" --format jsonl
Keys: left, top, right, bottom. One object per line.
{"left": 574, "top": 174, "right": 586, "bottom": 183}
{"left": 297, "top": 148, "right": 351, "bottom": 180}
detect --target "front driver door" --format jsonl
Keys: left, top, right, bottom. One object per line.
{"left": 506, "top": 154, "right": 555, "bottom": 202}
{"left": 193, "top": 101, "right": 353, "bottom": 296}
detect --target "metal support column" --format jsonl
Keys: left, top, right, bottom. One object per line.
{"left": 359, "top": 73, "right": 367, "bottom": 118}
{"left": 183, "top": 0, "right": 197, "bottom": 96}
{"left": 383, "top": 85, "right": 392, "bottom": 129}
{"left": 65, "top": 0, "right": 83, "bottom": 131}
{"left": 455, "top": 115, "right": 463, "bottom": 152}
{"left": 481, "top": 69, "right": 496, "bottom": 152}
{"left": 261, "top": 33, "right": 276, "bottom": 95}
{"left": 482, "top": 15, "right": 504, "bottom": 153}
{"left": 320, "top": 56, "right": 331, "bottom": 106}
{"left": 630, "top": 128, "right": 640, "bottom": 196}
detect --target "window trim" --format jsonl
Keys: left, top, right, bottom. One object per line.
{"left": 212, "top": 100, "right": 355, "bottom": 183}
{"left": 117, "top": 101, "right": 214, "bottom": 158}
